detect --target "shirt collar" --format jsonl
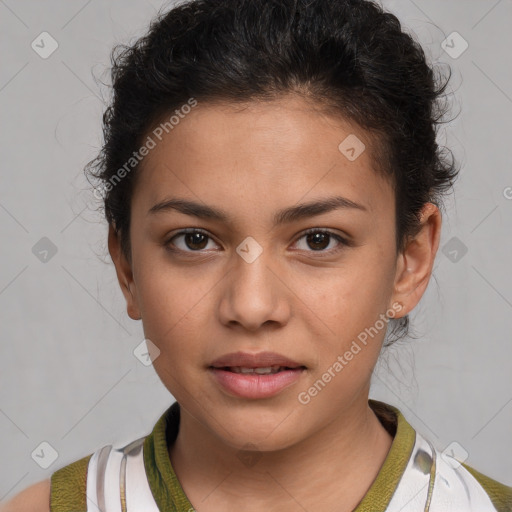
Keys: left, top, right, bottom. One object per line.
{"left": 143, "top": 399, "right": 416, "bottom": 512}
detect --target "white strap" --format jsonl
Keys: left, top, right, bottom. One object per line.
{"left": 85, "top": 446, "right": 100, "bottom": 511}
{"left": 86, "top": 438, "right": 160, "bottom": 511}
{"left": 86, "top": 445, "right": 112, "bottom": 512}
{"left": 387, "top": 430, "right": 498, "bottom": 511}
{"left": 124, "top": 439, "right": 161, "bottom": 511}
{"left": 386, "top": 432, "right": 433, "bottom": 511}
{"left": 103, "top": 448, "right": 124, "bottom": 512}
{"left": 428, "top": 446, "right": 498, "bottom": 511}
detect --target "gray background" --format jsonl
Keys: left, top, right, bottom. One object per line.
{"left": 1, "top": 0, "right": 511, "bottom": 501}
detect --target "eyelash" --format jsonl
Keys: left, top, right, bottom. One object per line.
{"left": 164, "top": 228, "right": 350, "bottom": 256}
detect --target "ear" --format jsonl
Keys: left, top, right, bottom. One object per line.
{"left": 108, "top": 224, "right": 141, "bottom": 321}
{"left": 390, "top": 203, "right": 441, "bottom": 318}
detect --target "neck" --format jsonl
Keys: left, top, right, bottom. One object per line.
{"left": 168, "top": 398, "right": 394, "bottom": 512}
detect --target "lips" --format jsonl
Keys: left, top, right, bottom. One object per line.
{"left": 228, "top": 365, "right": 293, "bottom": 374}
{"left": 209, "top": 351, "right": 306, "bottom": 370}
{"left": 208, "top": 351, "right": 307, "bottom": 399}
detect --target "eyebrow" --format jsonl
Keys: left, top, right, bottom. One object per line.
{"left": 147, "top": 195, "right": 368, "bottom": 225}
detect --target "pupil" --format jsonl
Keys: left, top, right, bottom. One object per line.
{"left": 186, "top": 232, "right": 207, "bottom": 250}
{"left": 307, "top": 232, "right": 329, "bottom": 250}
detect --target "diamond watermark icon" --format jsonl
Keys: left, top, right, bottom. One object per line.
{"left": 31, "top": 32, "right": 59, "bottom": 59}
{"left": 338, "top": 134, "right": 366, "bottom": 161}
{"left": 31, "top": 441, "right": 59, "bottom": 469}
{"left": 236, "top": 236, "right": 263, "bottom": 263}
{"left": 237, "top": 442, "right": 263, "bottom": 468}
{"left": 133, "top": 338, "right": 161, "bottom": 366}
{"left": 441, "top": 441, "right": 469, "bottom": 469}
{"left": 32, "top": 237, "right": 58, "bottom": 263}
{"left": 441, "top": 236, "right": 468, "bottom": 263}
{"left": 441, "top": 32, "right": 468, "bottom": 59}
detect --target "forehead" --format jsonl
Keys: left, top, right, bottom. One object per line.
{"left": 133, "top": 95, "right": 394, "bottom": 220}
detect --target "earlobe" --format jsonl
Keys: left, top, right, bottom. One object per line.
{"left": 107, "top": 224, "right": 142, "bottom": 321}
{"left": 390, "top": 203, "right": 441, "bottom": 318}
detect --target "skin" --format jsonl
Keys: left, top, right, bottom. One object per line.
{"left": 0, "top": 479, "right": 50, "bottom": 512}
{"left": 105, "top": 94, "right": 441, "bottom": 512}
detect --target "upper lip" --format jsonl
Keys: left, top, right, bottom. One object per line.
{"left": 209, "top": 351, "right": 305, "bottom": 369}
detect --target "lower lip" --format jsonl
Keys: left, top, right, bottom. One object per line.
{"left": 209, "top": 367, "right": 305, "bottom": 399}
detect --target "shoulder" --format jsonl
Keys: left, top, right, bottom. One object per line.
{"left": 460, "top": 462, "right": 512, "bottom": 512}
{"left": 50, "top": 452, "right": 93, "bottom": 512}
{"left": 0, "top": 478, "right": 51, "bottom": 512}
{"left": 2, "top": 452, "right": 94, "bottom": 512}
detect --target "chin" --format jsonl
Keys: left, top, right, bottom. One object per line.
{"left": 211, "top": 408, "right": 305, "bottom": 452}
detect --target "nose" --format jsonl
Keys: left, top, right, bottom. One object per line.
{"left": 217, "top": 244, "right": 291, "bottom": 332}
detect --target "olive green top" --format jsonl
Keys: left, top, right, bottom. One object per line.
{"left": 50, "top": 399, "right": 512, "bottom": 511}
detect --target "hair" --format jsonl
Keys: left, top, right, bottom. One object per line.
{"left": 86, "top": 0, "right": 459, "bottom": 345}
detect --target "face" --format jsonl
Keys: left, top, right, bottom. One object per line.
{"left": 109, "top": 94, "right": 440, "bottom": 451}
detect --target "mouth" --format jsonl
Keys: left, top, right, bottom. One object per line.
{"left": 209, "top": 350, "right": 306, "bottom": 370}
{"left": 208, "top": 351, "right": 307, "bottom": 399}
{"left": 210, "top": 365, "right": 306, "bottom": 374}
{"left": 208, "top": 364, "right": 307, "bottom": 399}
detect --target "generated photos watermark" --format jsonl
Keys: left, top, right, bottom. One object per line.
{"left": 93, "top": 97, "right": 198, "bottom": 200}
{"left": 298, "top": 301, "right": 404, "bottom": 405}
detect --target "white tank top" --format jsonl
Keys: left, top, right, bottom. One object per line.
{"left": 84, "top": 429, "right": 499, "bottom": 511}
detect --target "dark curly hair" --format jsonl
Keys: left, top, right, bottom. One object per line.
{"left": 86, "top": 0, "right": 459, "bottom": 346}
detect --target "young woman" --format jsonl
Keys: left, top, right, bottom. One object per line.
{"left": 5, "top": 0, "right": 511, "bottom": 511}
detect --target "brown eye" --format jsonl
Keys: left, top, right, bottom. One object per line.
{"left": 165, "top": 229, "right": 218, "bottom": 252}
{"left": 294, "top": 229, "right": 348, "bottom": 254}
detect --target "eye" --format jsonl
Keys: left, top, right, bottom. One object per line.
{"left": 165, "top": 228, "right": 219, "bottom": 253}
{"left": 164, "top": 228, "right": 350, "bottom": 255}
{"left": 293, "top": 229, "right": 349, "bottom": 254}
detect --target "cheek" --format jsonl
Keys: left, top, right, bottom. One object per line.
{"left": 134, "top": 261, "right": 207, "bottom": 361}
{"left": 300, "top": 276, "right": 390, "bottom": 404}
{"left": 134, "top": 242, "right": 201, "bottom": 320}
{"left": 307, "top": 254, "right": 394, "bottom": 331}
{"left": 298, "top": 252, "right": 395, "bottom": 386}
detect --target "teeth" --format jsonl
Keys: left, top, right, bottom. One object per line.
{"left": 230, "top": 365, "right": 284, "bottom": 374}
{"left": 254, "top": 367, "right": 277, "bottom": 374}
